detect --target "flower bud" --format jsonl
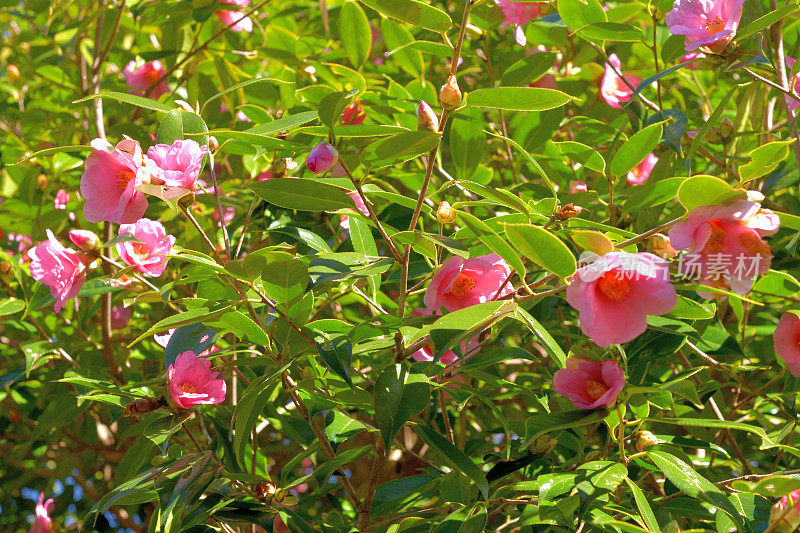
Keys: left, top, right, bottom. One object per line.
{"left": 68, "top": 230, "right": 102, "bottom": 253}
{"left": 0, "top": 262, "right": 15, "bottom": 284}
{"left": 770, "top": 489, "right": 800, "bottom": 533}
{"left": 557, "top": 203, "right": 583, "bottom": 220}
{"left": 646, "top": 233, "right": 678, "bottom": 259}
{"left": 569, "top": 180, "right": 588, "bottom": 194}
{"left": 37, "top": 174, "right": 48, "bottom": 190}
{"left": 530, "top": 434, "right": 558, "bottom": 455}
{"left": 437, "top": 201, "right": 457, "bottom": 225}
{"left": 439, "top": 74, "right": 462, "bottom": 110}
{"left": 417, "top": 100, "right": 439, "bottom": 133}
{"left": 7, "top": 64, "right": 20, "bottom": 81}
{"left": 706, "top": 128, "right": 723, "bottom": 145}
{"left": 719, "top": 116, "right": 734, "bottom": 140}
{"left": 208, "top": 136, "right": 219, "bottom": 154}
{"left": 306, "top": 142, "right": 339, "bottom": 174}
{"left": 635, "top": 431, "right": 659, "bottom": 452}
{"left": 272, "top": 157, "right": 288, "bottom": 178}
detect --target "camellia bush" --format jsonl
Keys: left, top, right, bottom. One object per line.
{"left": 5, "top": 0, "right": 800, "bottom": 531}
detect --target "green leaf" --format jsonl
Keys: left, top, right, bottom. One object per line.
{"left": 610, "top": 122, "right": 663, "bottom": 177}
{"left": 325, "top": 410, "right": 370, "bottom": 443}
{"left": 157, "top": 109, "right": 209, "bottom": 146}
{"left": 74, "top": 91, "right": 173, "bottom": 112}
{"left": 736, "top": 3, "right": 799, "bottom": 41}
{"left": 252, "top": 178, "right": 355, "bottom": 211}
{"left": 429, "top": 300, "right": 517, "bottom": 360}
{"left": 201, "top": 77, "right": 292, "bottom": 113}
{"left": 433, "top": 505, "right": 488, "bottom": 533}
{"left": 315, "top": 334, "right": 353, "bottom": 386}
{"left": 685, "top": 85, "right": 738, "bottom": 174}
{"left": 558, "top": 0, "right": 607, "bottom": 38}
{"left": 554, "top": 141, "right": 606, "bottom": 174}
{"left": 360, "top": 131, "right": 440, "bottom": 168}
{"left": 676, "top": 175, "right": 746, "bottom": 211}
{"left": 625, "top": 477, "right": 660, "bottom": 532}
{"left": 219, "top": 310, "right": 270, "bottom": 345}
{"left": 504, "top": 224, "right": 576, "bottom": 278}
{"left": 358, "top": 0, "right": 452, "bottom": 33}
{"left": 129, "top": 306, "right": 233, "bottom": 347}
{"left": 0, "top": 298, "right": 24, "bottom": 316}
{"left": 374, "top": 364, "right": 429, "bottom": 448}
{"left": 413, "top": 423, "right": 489, "bottom": 498}
{"left": 501, "top": 52, "right": 557, "bottom": 87}
{"left": 246, "top": 111, "right": 319, "bottom": 135}
{"left": 581, "top": 22, "right": 642, "bottom": 41}
{"left": 450, "top": 107, "right": 487, "bottom": 180}
{"left": 522, "top": 409, "right": 608, "bottom": 448}
{"left": 136, "top": 183, "right": 192, "bottom": 214}
{"left": 512, "top": 306, "right": 567, "bottom": 368}
{"left": 339, "top": 2, "right": 372, "bottom": 68}
{"left": 318, "top": 91, "right": 352, "bottom": 130}
{"left": 668, "top": 296, "right": 716, "bottom": 320}
{"left": 739, "top": 140, "right": 793, "bottom": 182}
{"left": 571, "top": 229, "right": 614, "bottom": 255}
{"left": 623, "top": 177, "right": 683, "bottom": 213}
{"left": 234, "top": 371, "right": 283, "bottom": 465}
{"left": 467, "top": 87, "right": 573, "bottom": 111}
{"left": 458, "top": 211, "right": 527, "bottom": 285}
{"left": 12, "top": 145, "right": 91, "bottom": 165}
{"left": 261, "top": 259, "right": 309, "bottom": 306}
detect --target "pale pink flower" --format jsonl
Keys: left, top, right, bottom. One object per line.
{"left": 341, "top": 101, "right": 366, "bottom": 125}
{"left": 307, "top": 142, "right": 339, "bottom": 174}
{"left": 28, "top": 230, "right": 89, "bottom": 312}
{"left": 569, "top": 180, "right": 588, "bottom": 194}
{"left": 123, "top": 60, "right": 169, "bottom": 99}
{"left": 666, "top": 0, "right": 744, "bottom": 53}
{"left": 147, "top": 139, "right": 207, "bottom": 191}
{"left": 80, "top": 138, "right": 155, "bottom": 224}
{"left": 668, "top": 199, "right": 779, "bottom": 297}
{"left": 775, "top": 313, "right": 800, "bottom": 377}
{"left": 566, "top": 252, "right": 677, "bottom": 347}
{"left": 495, "top": 0, "right": 544, "bottom": 46}
{"left": 784, "top": 57, "right": 800, "bottom": 114}
{"left": 29, "top": 492, "right": 55, "bottom": 533}
{"left": 110, "top": 305, "right": 133, "bottom": 330}
{"left": 770, "top": 488, "right": 800, "bottom": 533}
{"left": 553, "top": 356, "right": 625, "bottom": 409}
{"left": 54, "top": 189, "right": 69, "bottom": 210}
{"left": 339, "top": 191, "right": 370, "bottom": 231}
{"left": 424, "top": 253, "right": 514, "bottom": 313}
{"left": 168, "top": 351, "right": 226, "bottom": 409}
{"left": 215, "top": 0, "right": 253, "bottom": 33}
{"left": 116, "top": 218, "right": 175, "bottom": 277}
{"left": 600, "top": 53, "right": 642, "bottom": 109}
{"left": 627, "top": 153, "right": 659, "bottom": 186}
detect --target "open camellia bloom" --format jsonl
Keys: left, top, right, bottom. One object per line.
{"left": 774, "top": 312, "right": 800, "bottom": 377}
{"left": 117, "top": 218, "right": 175, "bottom": 277}
{"left": 566, "top": 251, "right": 677, "bottom": 347}
{"left": 168, "top": 351, "right": 227, "bottom": 409}
{"left": 424, "top": 253, "right": 514, "bottom": 313}
{"left": 215, "top": 0, "right": 253, "bottom": 33}
{"left": 147, "top": 139, "right": 207, "bottom": 191}
{"left": 29, "top": 492, "right": 55, "bottom": 533}
{"left": 553, "top": 356, "right": 625, "bottom": 409}
{"left": 28, "top": 230, "right": 90, "bottom": 312}
{"left": 123, "top": 60, "right": 169, "bottom": 99}
{"left": 668, "top": 199, "right": 780, "bottom": 297}
{"left": 495, "top": 0, "right": 543, "bottom": 46}
{"left": 627, "top": 153, "right": 659, "bottom": 186}
{"left": 600, "top": 53, "right": 642, "bottom": 109}
{"left": 666, "top": 0, "right": 744, "bottom": 53}
{"left": 80, "top": 138, "right": 155, "bottom": 224}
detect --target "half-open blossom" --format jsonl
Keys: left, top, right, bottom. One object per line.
{"left": 215, "top": 0, "right": 253, "bottom": 33}
{"left": 147, "top": 139, "right": 207, "bottom": 191}
{"left": 29, "top": 230, "right": 89, "bottom": 312}
{"left": 424, "top": 253, "right": 514, "bottom": 313}
{"left": 769, "top": 488, "right": 800, "bottom": 533}
{"left": 117, "top": 218, "right": 175, "bottom": 277}
{"left": 123, "top": 60, "right": 169, "bottom": 99}
{"left": 168, "top": 351, "right": 226, "bottom": 409}
{"left": 775, "top": 313, "right": 800, "bottom": 377}
{"left": 600, "top": 53, "right": 642, "bottom": 109}
{"left": 666, "top": 0, "right": 744, "bottom": 53}
{"left": 341, "top": 102, "right": 366, "bottom": 125}
{"left": 668, "top": 199, "right": 780, "bottom": 297}
{"left": 29, "top": 492, "right": 55, "bottom": 533}
{"left": 306, "top": 142, "right": 339, "bottom": 174}
{"left": 80, "top": 138, "right": 155, "bottom": 224}
{"left": 495, "top": 0, "right": 544, "bottom": 46}
{"left": 627, "top": 153, "right": 658, "bottom": 186}
{"left": 553, "top": 356, "right": 625, "bottom": 409}
{"left": 54, "top": 189, "right": 69, "bottom": 210}
{"left": 339, "top": 191, "right": 370, "bottom": 231}
{"left": 566, "top": 251, "right": 677, "bottom": 347}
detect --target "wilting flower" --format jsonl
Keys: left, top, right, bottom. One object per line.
{"left": 566, "top": 251, "right": 677, "bottom": 347}
{"left": 425, "top": 253, "right": 514, "bottom": 313}
{"left": 29, "top": 492, "right": 56, "bottom": 533}
{"left": 666, "top": 0, "right": 744, "bottom": 53}
{"left": 28, "top": 230, "right": 89, "bottom": 312}
{"left": 215, "top": 0, "right": 253, "bottom": 33}
{"left": 306, "top": 142, "right": 339, "bottom": 174}
{"left": 495, "top": 0, "right": 544, "bottom": 46}
{"left": 775, "top": 313, "right": 800, "bottom": 377}
{"left": 668, "top": 199, "right": 780, "bottom": 298}
{"left": 123, "top": 60, "right": 169, "bottom": 99}
{"left": 147, "top": 139, "right": 207, "bottom": 191}
{"left": 341, "top": 101, "right": 366, "bottom": 125}
{"left": 110, "top": 305, "right": 133, "bottom": 330}
{"left": 569, "top": 180, "right": 588, "bottom": 194}
{"left": 80, "top": 138, "right": 155, "bottom": 224}
{"left": 600, "top": 53, "right": 642, "bottom": 109}
{"left": 116, "top": 218, "right": 175, "bottom": 277}
{"left": 168, "top": 351, "right": 226, "bottom": 409}
{"left": 769, "top": 488, "right": 800, "bottom": 533}
{"left": 627, "top": 153, "right": 659, "bottom": 186}
{"left": 340, "top": 191, "right": 370, "bottom": 231}
{"left": 553, "top": 356, "right": 625, "bottom": 409}
{"left": 54, "top": 189, "right": 69, "bottom": 210}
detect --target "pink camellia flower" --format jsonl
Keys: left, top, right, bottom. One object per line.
{"left": 553, "top": 356, "right": 625, "bottom": 409}
{"left": 668, "top": 199, "right": 780, "bottom": 297}
{"left": 566, "top": 251, "right": 677, "bottom": 347}
{"left": 123, "top": 60, "right": 169, "bottom": 99}
{"left": 774, "top": 313, "right": 800, "bottom": 377}
{"left": 627, "top": 153, "right": 659, "bottom": 186}
{"left": 569, "top": 180, "right": 588, "bottom": 194}
{"left": 784, "top": 57, "right": 800, "bottom": 114}
{"left": 341, "top": 101, "right": 366, "bottom": 125}
{"left": 769, "top": 488, "right": 800, "bottom": 533}
{"left": 28, "top": 230, "right": 89, "bottom": 312}
{"left": 168, "top": 351, "right": 226, "bottom": 409}
{"left": 116, "top": 218, "right": 175, "bottom": 277}
{"left": 215, "top": 0, "right": 253, "bottom": 33}
{"left": 600, "top": 53, "right": 642, "bottom": 109}
{"left": 80, "top": 138, "right": 155, "bottom": 224}
{"left": 147, "top": 139, "right": 207, "bottom": 191}
{"left": 339, "top": 191, "right": 370, "bottom": 231}
{"left": 495, "top": 0, "right": 544, "bottom": 46}
{"left": 68, "top": 229, "right": 101, "bottom": 252}
{"left": 424, "top": 253, "right": 514, "bottom": 313}
{"left": 666, "top": 0, "right": 744, "bottom": 53}
{"left": 29, "top": 492, "right": 55, "bottom": 533}
{"left": 54, "top": 189, "right": 69, "bottom": 210}
{"left": 110, "top": 305, "right": 133, "bottom": 330}
{"left": 306, "top": 142, "right": 339, "bottom": 174}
